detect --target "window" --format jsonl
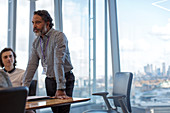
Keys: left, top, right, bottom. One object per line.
{"left": 0, "top": 0, "right": 8, "bottom": 51}
{"left": 16, "top": 0, "right": 29, "bottom": 70}
{"left": 62, "top": 0, "right": 113, "bottom": 101}
{"left": 63, "top": 0, "right": 89, "bottom": 97}
{"left": 118, "top": 0, "right": 170, "bottom": 107}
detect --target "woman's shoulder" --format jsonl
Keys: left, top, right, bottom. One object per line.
{"left": 15, "top": 68, "right": 25, "bottom": 74}
{"left": 0, "top": 70, "right": 12, "bottom": 87}
{"left": 0, "top": 69, "right": 6, "bottom": 75}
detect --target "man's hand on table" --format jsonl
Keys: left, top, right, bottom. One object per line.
{"left": 51, "top": 90, "right": 71, "bottom": 99}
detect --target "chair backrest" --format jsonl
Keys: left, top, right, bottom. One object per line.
{"left": 113, "top": 72, "right": 133, "bottom": 112}
{"left": 0, "top": 86, "right": 28, "bottom": 113}
{"left": 28, "top": 80, "right": 37, "bottom": 96}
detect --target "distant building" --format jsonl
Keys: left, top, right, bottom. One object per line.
{"left": 167, "top": 66, "right": 170, "bottom": 76}
{"left": 144, "top": 64, "right": 153, "bottom": 75}
{"left": 156, "top": 68, "right": 161, "bottom": 76}
{"left": 162, "top": 62, "right": 166, "bottom": 76}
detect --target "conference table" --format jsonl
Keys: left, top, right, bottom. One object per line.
{"left": 26, "top": 96, "right": 90, "bottom": 110}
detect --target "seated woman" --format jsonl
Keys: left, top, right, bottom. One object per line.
{"left": 0, "top": 48, "right": 25, "bottom": 87}
{"left": 0, "top": 70, "right": 12, "bottom": 88}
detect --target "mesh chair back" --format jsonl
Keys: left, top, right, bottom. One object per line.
{"left": 0, "top": 86, "right": 28, "bottom": 113}
{"left": 112, "top": 72, "right": 133, "bottom": 112}
{"left": 29, "top": 80, "right": 37, "bottom": 96}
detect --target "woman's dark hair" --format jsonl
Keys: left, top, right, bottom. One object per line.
{"left": 0, "top": 48, "right": 17, "bottom": 68}
{"left": 34, "top": 10, "right": 54, "bottom": 28}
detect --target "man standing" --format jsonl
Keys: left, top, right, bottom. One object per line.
{"left": 22, "top": 10, "right": 75, "bottom": 113}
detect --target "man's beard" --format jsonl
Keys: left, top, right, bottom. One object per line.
{"left": 34, "top": 24, "right": 47, "bottom": 37}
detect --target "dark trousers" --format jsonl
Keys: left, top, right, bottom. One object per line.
{"left": 45, "top": 72, "right": 75, "bottom": 113}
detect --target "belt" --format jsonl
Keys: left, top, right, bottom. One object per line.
{"left": 65, "top": 71, "right": 72, "bottom": 75}
{"left": 47, "top": 71, "right": 72, "bottom": 80}
{"left": 47, "top": 77, "right": 56, "bottom": 80}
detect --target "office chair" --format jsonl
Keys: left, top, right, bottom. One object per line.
{"left": 0, "top": 86, "right": 28, "bottom": 113}
{"left": 84, "top": 72, "right": 133, "bottom": 113}
{"left": 28, "top": 80, "right": 37, "bottom": 96}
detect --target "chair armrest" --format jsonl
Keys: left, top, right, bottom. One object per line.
{"left": 92, "top": 92, "right": 109, "bottom": 96}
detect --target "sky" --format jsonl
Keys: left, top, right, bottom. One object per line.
{"left": 117, "top": 0, "right": 170, "bottom": 73}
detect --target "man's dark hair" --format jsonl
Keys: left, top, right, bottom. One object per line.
{"left": 0, "top": 48, "right": 17, "bottom": 68}
{"left": 34, "top": 10, "right": 54, "bottom": 28}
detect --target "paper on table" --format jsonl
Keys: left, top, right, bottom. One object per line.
{"left": 27, "top": 96, "right": 50, "bottom": 101}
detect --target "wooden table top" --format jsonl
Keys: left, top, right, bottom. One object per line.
{"left": 26, "top": 97, "right": 90, "bottom": 110}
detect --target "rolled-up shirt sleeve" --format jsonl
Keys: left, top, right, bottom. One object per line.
{"left": 54, "top": 32, "right": 67, "bottom": 89}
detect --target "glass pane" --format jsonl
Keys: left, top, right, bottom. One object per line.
{"left": 63, "top": 0, "right": 89, "bottom": 97}
{"left": 36, "top": 0, "right": 55, "bottom": 26}
{"left": 96, "top": 0, "right": 105, "bottom": 92}
{"left": 0, "top": 0, "right": 8, "bottom": 52}
{"left": 118, "top": 0, "right": 170, "bottom": 110}
{"left": 16, "top": 0, "right": 29, "bottom": 70}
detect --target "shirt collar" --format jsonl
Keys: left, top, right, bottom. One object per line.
{"left": 39, "top": 28, "right": 54, "bottom": 39}
{"left": 3, "top": 67, "right": 16, "bottom": 73}
{"left": 45, "top": 28, "right": 54, "bottom": 37}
